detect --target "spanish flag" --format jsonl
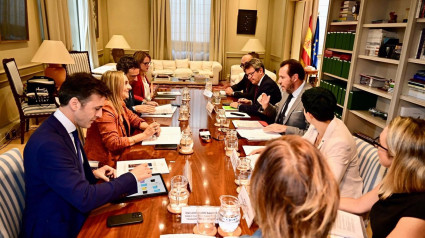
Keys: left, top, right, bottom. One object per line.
{"left": 300, "top": 16, "right": 313, "bottom": 67}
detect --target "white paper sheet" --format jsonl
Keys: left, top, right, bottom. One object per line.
{"left": 157, "top": 91, "right": 182, "bottom": 96}
{"left": 238, "top": 186, "right": 255, "bottom": 228}
{"left": 116, "top": 158, "right": 170, "bottom": 175}
{"left": 236, "top": 129, "right": 281, "bottom": 141}
{"left": 142, "top": 127, "right": 181, "bottom": 145}
{"left": 225, "top": 111, "right": 250, "bottom": 118}
{"left": 141, "top": 106, "right": 177, "bottom": 118}
{"left": 232, "top": 120, "right": 263, "bottom": 128}
{"left": 330, "top": 210, "right": 367, "bottom": 238}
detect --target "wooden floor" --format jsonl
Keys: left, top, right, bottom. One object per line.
{"left": 0, "top": 125, "right": 37, "bottom": 155}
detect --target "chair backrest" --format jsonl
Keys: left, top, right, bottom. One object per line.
{"left": 65, "top": 51, "right": 92, "bottom": 75}
{"left": 0, "top": 148, "right": 25, "bottom": 238}
{"left": 3, "top": 58, "right": 24, "bottom": 96}
{"left": 354, "top": 136, "right": 387, "bottom": 194}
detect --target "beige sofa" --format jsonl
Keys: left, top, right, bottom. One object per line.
{"left": 150, "top": 59, "right": 222, "bottom": 85}
{"left": 230, "top": 64, "right": 277, "bottom": 86}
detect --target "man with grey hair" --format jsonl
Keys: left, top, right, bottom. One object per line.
{"left": 230, "top": 58, "right": 281, "bottom": 116}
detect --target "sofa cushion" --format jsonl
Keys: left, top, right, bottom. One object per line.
{"left": 152, "top": 70, "right": 174, "bottom": 76}
{"left": 174, "top": 68, "right": 193, "bottom": 78}
{"left": 176, "top": 59, "right": 189, "bottom": 69}
{"left": 202, "top": 61, "right": 213, "bottom": 71}
{"left": 163, "top": 60, "right": 176, "bottom": 70}
{"left": 152, "top": 60, "right": 163, "bottom": 70}
{"left": 198, "top": 70, "right": 213, "bottom": 77}
{"left": 190, "top": 61, "right": 203, "bottom": 71}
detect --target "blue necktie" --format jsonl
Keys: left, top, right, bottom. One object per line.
{"left": 71, "top": 130, "right": 85, "bottom": 178}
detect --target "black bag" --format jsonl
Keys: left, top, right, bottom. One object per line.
{"left": 26, "top": 76, "right": 56, "bottom": 105}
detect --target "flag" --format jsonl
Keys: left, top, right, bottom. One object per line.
{"left": 300, "top": 16, "right": 313, "bottom": 67}
{"left": 311, "top": 16, "right": 320, "bottom": 69}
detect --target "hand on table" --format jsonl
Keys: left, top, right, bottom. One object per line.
{"left": 263, "top": 123, "right": 287, "bottom": 133}
{"left": 130, "top": 163, "right": 152, "bottom": 181}
{"left": 134, "top": 104, "right": 156, "bottom": 113}
{"left": 230, "top": 102, "right": 239, "bottom": 109}
{"left": 145, "top": 101, "right": 158, "bottom": 106}
{"left": 225, "top": 87, "right": 234, "bottom": 95}
{"left": 238, "top": 98, "right": 252, "bottom": 105}
{"left": 93, "top": 165, "right": 116, "bottom": 182}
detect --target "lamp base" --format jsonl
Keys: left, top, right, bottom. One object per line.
{"left": 111, "top": 48, "right": 125, "bottom": 63}
{"left": 44, "top": 64, "right": 67, "bottom": 89}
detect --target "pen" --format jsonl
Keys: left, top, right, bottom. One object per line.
{"left": 230, "top": 112, "right": 245, "bottom": 117}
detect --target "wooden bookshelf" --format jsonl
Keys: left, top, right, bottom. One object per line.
{"left": 323, "top": 72, "right": 349, "bottom": 82}
{"left": 350, "top": 110, "right": 386, "bottom": 128}
{"left": 353, "top": 83, "right": 393, "bottom": 99}
{"left": 363, "top": 23, "right": 408, "bottom": 28}
{"left": 357, "top": 55, "right": 400, "bottom": 64}
{"left": 330, "top": 21, "right": 358, "bottom": 26}
{"left": 327, "top": 48, "right": 353, "bottom": 54}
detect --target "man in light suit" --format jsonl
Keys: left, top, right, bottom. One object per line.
{"left": 230, "top": 58, "right": 282, "bottom": 116}
{"left": 259, "top": 59, "right": 311, "bottom": 135}
{"left": 22, "top": 73, "right": 152, "bottom": 238}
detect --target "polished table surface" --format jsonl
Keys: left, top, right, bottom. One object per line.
{"left": 78, "top": 87, "right": 263, "bottom": 237}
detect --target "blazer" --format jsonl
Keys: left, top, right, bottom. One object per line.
{"left": 231, "top": 75, "right": 255, "bottom": 99}
{"left": 22, "top": 115, "right": 137, "bottom": 238}
{"left": 84, "top": 100, "right": 145, "bottom": 167}
{"left": 261, "top": 83, "right": 311, "bottom": 135}
{"left": 238, "top": 74, "right": 282, "bottom": 116}
{"left": 132, "top": 74, "right": 150, "bottom": 103}
{"left": 303, "top": 118, "right": 363, "bottom": 198}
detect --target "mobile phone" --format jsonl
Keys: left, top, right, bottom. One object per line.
{"left": 199, "top": 129, "right": 211, "bottom": 143}
{"left": 154, "top": 144, "right": 178, "bottom": 150}
{"left": 107, "top": 212, "right": 143, "bottom": 227}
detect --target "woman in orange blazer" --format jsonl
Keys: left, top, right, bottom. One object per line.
{"left": 84, "top": 71, "right": 160, "bottom": 167}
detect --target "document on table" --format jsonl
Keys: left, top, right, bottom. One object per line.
{"left": 225, "top": 111, "right": 250, "bottom": 118}
{"left": 116, "top": 158, "right": 170, "bottom": 175}
{"left": 233, "top": 120, "right": 264, "bottom": 128}
{"left": 236, "top": 128, "right": 281, "bottom": 141}
{"left": 222, "top": 105, "right": 238, "bottom": 111}
{"left": 330, "top": 210, "right": 367, "bottom": 238}
{"left": 141, "top": 105, "right": 177, "bottom": 118}
{"left": 142, "top": 127, "right": 181, "bottom": 145}
{"left": 157, "top": 91, "right": 181, "bottom": 96}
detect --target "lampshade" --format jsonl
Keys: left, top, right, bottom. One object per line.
{"left": 31, "top": 40, "right": 75, "bottom": 64}
{"left": 241, "top": 39, "right": 265, "bottom": 53}
{"left": 105, "top": 35, "right": 131, "bottom": 49}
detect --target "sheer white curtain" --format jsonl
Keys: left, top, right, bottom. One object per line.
{"left": 68, "top": 0, "right": 99, "bottom": 68}
{"left": 170, "top": 0, "right": 211, "bottom": 60}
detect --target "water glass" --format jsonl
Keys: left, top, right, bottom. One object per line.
{"left": 196, "top": 206, "right": 217, "bottom": 235}
{"left": 168, "top": 175, "right": 189, "bottom": 213}
{"left": 179, "top": 104, "right": 189, "bottom": 121}
{"left": 213, "top": 91, "right": 221, "bottom": 104}
{"left": 180, "top": 128, "right": 193, "bottom": 153}
{"left": 205, "top": 78, "right": 213, "bottom": 92}
{"left": 218, "top": 195, "right": 240, "bottom": 233}
{"left": 225, "top": 129, "right": 238, "bottom": 156}
{"left": 235, "top": 157, "right": 251, "bottom": 186}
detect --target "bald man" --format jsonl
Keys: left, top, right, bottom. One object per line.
{"left": 225, "top": 54, "right": 256, "bottom": 99}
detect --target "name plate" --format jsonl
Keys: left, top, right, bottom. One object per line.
{"left": 230, "top": 149, "right": 239, "bottom": 173}
{"left": 203, "top": 89, "right": 213, "bottom": 98}
{"left": 206, "top": 101, "right": 214, "bottom": 114}
{"left": 183, "top": 160, "right": 193, "bottom": 192}
{"left": 238, "top": 186, "right": 255, "bottom": 228}
{"left": 181, "top": 206, "right": 220, "bottom": 224}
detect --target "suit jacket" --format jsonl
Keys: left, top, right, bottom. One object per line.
{"left": 303, "top": 118, "right": 363, "bottom": 198}
{"left": 261, "top": 83, "right": 311, "bottom": 135}
{"left": 125, "top": 89, "right": 137, "bottom": 113}
{"left": 238, "top": 75, "right": 282, "bottom": 116}
{"left": 231, "top": 75, "right": 255, "bottom": 99}
{"left": 23, "top": 115, "right": 137, "bottom": 238}
{"left": 132, "top": 75, "right": 150, "bottom": 103}
{"left": 84, "top": 100, "right": 145, "bottom": 167}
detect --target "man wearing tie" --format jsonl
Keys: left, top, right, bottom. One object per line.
{"left": 230, "top": 58, "right": 282, "bottom": 116}
{"left": 259, "top": 59, "right": 311, "bottom": 135}
{"left": 22, "top": 73, "right": 153, "bottom": 238}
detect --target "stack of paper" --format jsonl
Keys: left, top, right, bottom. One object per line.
{"left": 330, "top": 210, "right": 367, "bottom": 238}
{"left": 141, "top": 104, "right": 177, "bottom": 118}
{"left": 233, "top": 120, "right": 263, "bottom": 128}
{"left": 142, "top": 127, "right": 181, "bottom": 145}
{"left": 157, "top": 91, "right": 181, "bottom": 96}
{"left": 236, "top": 129, "right": 281, "bottom": 141}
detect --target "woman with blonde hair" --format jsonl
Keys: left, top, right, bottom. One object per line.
{"left": 84, "top": 71, "right": 160, "bottom": 167}
{"left": 340, "top": 117, "right": 425, "bottom": 237}
{"left": 244, "top": 135, "right": 340, "bottom": 238}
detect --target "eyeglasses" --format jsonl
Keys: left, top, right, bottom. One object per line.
{"left": 372, "top": 136, "right": 388, "bottom": 151}
{"left": 142, "top": 62, "right": 152, "bottom": 66}
{"left": 246, "top": 70, "right": 256, "bottom": 79}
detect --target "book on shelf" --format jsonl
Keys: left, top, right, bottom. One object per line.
{"left": 365, "top": 29, "right": 398, "bottom": 57}
{"left": 417, "top": 29, "right": 425, "bottom": 59}
{"left": 416, "top": 0, "right": 425, "bottom": 18}
{"left": 408, "top": 81, "right": 425, "bottom": 88}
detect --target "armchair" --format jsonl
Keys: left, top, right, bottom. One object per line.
{"left": 65, "top": 51, "right": 92, "bottom": 75}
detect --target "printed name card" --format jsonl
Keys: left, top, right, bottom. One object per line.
{"left": 230, "top": 149, "right": 239, "bottom": 173}
{"left": 238, "top": 186, "right": 255, "bottom": 228}
{"left": 181, "top": 206, "right": 220, "bottom": 224}
{"left": 206, "top": 101, "right": 215, "bottom": 114}
{"left": 183, "top": 160, "right": 193, "bottom": 192}
{"left": 203, "top": 89, "right": 213, "bottom": 98}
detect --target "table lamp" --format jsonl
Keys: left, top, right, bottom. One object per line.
{"left": 105, "top": 35, "right": 131, "bottom": 63}
{"left": 241, "top": 38, "right": 265, "bottom": 55}
{"left": 31, "top": 40, "right": 75, "bottom": 88}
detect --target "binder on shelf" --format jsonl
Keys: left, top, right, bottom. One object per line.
{"left": 347, "top": 90, "right": 378, "bottom": 110}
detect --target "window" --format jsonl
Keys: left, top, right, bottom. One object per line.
{"left": 170, "top": 0, "right": 211, "bottom": 60}
{"left": 317, "top": 0, "right": 330, "bottom": 70}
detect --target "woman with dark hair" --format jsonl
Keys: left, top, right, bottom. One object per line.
{"left": 340, "top": 117, "right": 425, "bottom": 238}
{"left": 301, "top": 87, "right": 362, "bottom": 198}
{"left": 243, "top": 135, "right": 340, "bottom": 238}
{"left": 133, "top": 51, "right": 157, "bottom": 105}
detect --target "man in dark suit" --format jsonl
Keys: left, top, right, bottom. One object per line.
{"left": 22, "top": 73, "right": 153, "bottom": 238}
{"left": 230, "top": 58, "right": 282, "bottom": 116}
{"left": 224, "top": 53, "right": 258, "bottom": 99}
{"left": 259, "top": 59, "right": 311, "bottom": 135}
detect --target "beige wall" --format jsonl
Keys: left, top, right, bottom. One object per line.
{"left": 0, "top": 0, "right": 43, "bottom": 141}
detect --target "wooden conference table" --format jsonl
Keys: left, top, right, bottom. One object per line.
{"left": 78, "top": 87, "right": 263, "bottom": 237}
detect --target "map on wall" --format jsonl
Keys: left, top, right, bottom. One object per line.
{"left": 237, "top": 10, "right": 257, "bottom": 35}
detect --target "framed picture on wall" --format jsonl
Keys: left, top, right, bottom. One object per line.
{"left": 90, "top": 0, "right": 99, "bottom": 38}
{"left": 0, "top": 0, "right": 29, "bottom": 42}
{"left": 237, "top": 10, "right": 257, "bottom": 35}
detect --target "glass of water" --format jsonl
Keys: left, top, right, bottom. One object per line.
{"left": 195, "top": 206, "right": 217, "bottom": 235}
{"left": 218, "top": 195, "right": 240, "bottom": 233}
{"left": 168, "top": 175, "right": 189, "bottom": 213}
{"left": 235, "top": 157, "right": 251, "bottom": 186}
